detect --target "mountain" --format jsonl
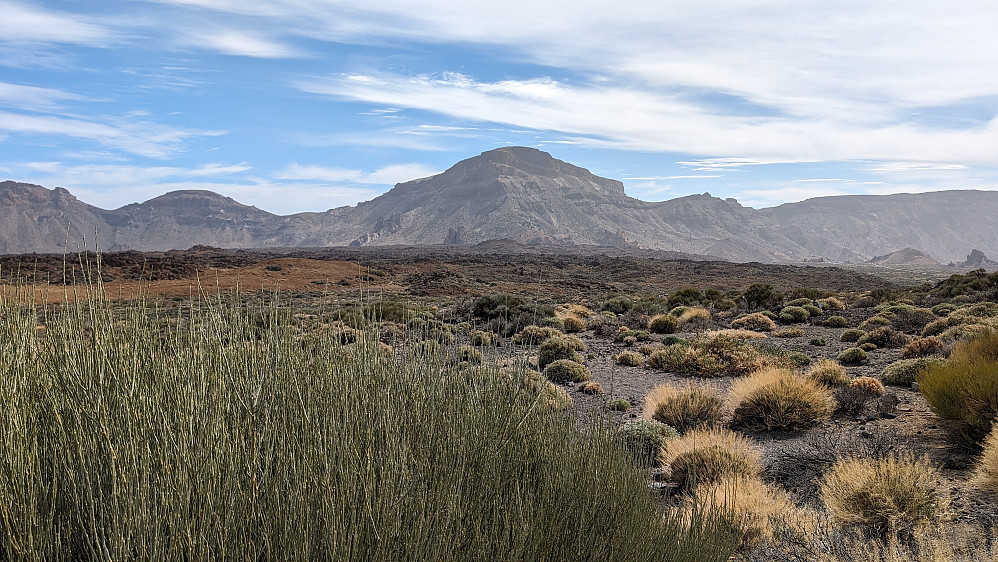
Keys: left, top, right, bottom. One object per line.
{"left": 865, "top": 248, "right": 942, "bottom": 268}
{"left": 2, "top": 146, "right": 998, "bottom": 264}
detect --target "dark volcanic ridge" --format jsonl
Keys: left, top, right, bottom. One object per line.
{"left": 3, "top": 146, "right": 998, "bottom": 264}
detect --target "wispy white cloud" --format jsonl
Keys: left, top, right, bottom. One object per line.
{"left": 0, "top": 110, "right": 222, "bottom": 158}
{"left": 0, "top": 82, "right": 87, "bottom": 111}
{"left": 188, "top": 28, "right": 301, "bottom": 58}
{"left": 0, "top": 1, "right": 112, "bottom": 45}
{"left": 275, "top": 162, "right": 439, "bottom": 184}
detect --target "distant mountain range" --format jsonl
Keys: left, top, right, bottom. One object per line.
{"left": 3, "top": 146, "right": 998, "bottom": 264}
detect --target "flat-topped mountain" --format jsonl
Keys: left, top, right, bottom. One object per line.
{"left": 2, "top": 147, "right": 997, "bottom": 264}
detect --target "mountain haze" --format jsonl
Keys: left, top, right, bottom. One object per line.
{"left": 2, "top": 147, "right": 996, "bottom": 264}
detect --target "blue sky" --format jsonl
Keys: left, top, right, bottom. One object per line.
{"left": 2, "top": 0, "right": 998, "bottom": 215}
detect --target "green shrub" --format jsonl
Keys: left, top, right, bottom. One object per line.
{"left": 607, "top": 398, "right": 632, "bottom": 412}
{"left": 838, "top": 347, "right": 869, "bottom": 365}
{"left": 841, "top": 329, "right": 866, "bottom": 343}
{"left": 919, "top": 329, "right": 998, "bottom": 440}
{"left": 744, "top": 284, "right": 783, "bottom": 309}
{"left": 809, "top": 338, "right": 827, "bottom": 346}
{"left": 882, "top": 358, "right": 940, "bottom": 387}
{"left": 779, "top": 306, "right": 810, "bottom": 324}
{"left": 649, "top": 314, "right": 681, "bottom": 334}
{"left": 859, "top": 342, "right": 878, "bottom": 352}
{"left": 728, "top": 367, "right": 835, "bottom": 432}
{"left": 785, "top": 298, "right": 813, "bottom": 308}
{"left": 543, "top": 359, "right": 591, "bottom": 384}
{"left": 824, "top": 315, "right": 848, "bottom": 328}
{"left": 803, "top": 304, "right": 823, "bottom": 318}
{"left": 817, "top": 297, "right": 846, "bottom": 311}
{"left": 537, "top": 335, "right": 586, "bottom": 370}
{"left": 858, "top": 315, "right": 891, "bottom": 331}
{"left": 669, "top": 288, "right": 705, "bottom": 308}
{"left": 890, "top": 307, "right": 937, "bottom": 333}
{"left": 543, "top": 316, "right": 565, "bottom": 331}
{"left": 820, "top": 455, "right": 946, "bottom": 536}
{"left": 601, "top": 296, "right": 633, "bottom": 315}
{"left": 858, "top": 327, "right": 909, "bottom": 349}
{"left": 618, "top": 420, "right": 679, "bottom": 465}
{"left": 644, "top": 382, "right": 725, "bottom": 434}
{"left": 931, "top": 303, "right": 957, "bottom": 316}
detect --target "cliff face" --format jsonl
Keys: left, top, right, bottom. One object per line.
{"left": 3, "top": 147, "right": 998, "bottom": 263}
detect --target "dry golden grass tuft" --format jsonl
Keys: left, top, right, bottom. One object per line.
{"left": 703, "top": 329, "right": 767, "bottom": 340}
{"left": 679, "top": 306, "right": 712, "bottom": 324}
{"left": 730, "top": 313, "right": 776, "bottom": 332}
{"left": 690, "top": 476, "right": 796, "bottom": 549}
{"left": 728, "top": 367, "right": 835, "bottom": 432}
{"left": 644, "top": 382, "right": 725, "bottom": 434}
{"left": 820, "top": 454, "right": 948, "bottom": 536}
{"left": 661, "top": 427, "right": 763, "bottom": 491}
{"left": 973, "top": 424, "right": 998, "bottom": 492}
{"left": 614, "top": 350, "right": 644, "bottom": 367}
{"left": 849, "top": 375, "right": 885, "bottom": 396}
{"left": 806, "top": 359, "right": 849, "bottom": 387}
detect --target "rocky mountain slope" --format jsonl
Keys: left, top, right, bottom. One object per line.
{"left": 2, "top": 146, "right": 997, "bottom": 263}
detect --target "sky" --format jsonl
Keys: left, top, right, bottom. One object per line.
{"left": 1, "top": 1, "right": 998, "bottom": 215}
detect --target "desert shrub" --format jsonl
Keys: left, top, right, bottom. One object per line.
{"left": 973, "top": 425, "right": 998, "bottom": 492}
{"left": 890, "top": 307, "right": 937, "bottom": 333}
{"left": 644, "top": 382, "right": 725, "bottom": 434}
{"left": 849, "top": 376, "right": 885, "bottom": 396}
{"left": 759, "top": 310, "right": 778, "bottom": 320}
{"left": 858, "top": 315, "right": 891, "bottom": 331}
{"left": 670, "top": 306, "right": 690, "bottom": 317}
{"left": 607, "top": 398, "right": 631, "bottom": 412}
{"left": 457, "top": 345, "right": 483, "bottom": 365}
{"left": 543, "top": 359, "right": 591, "bottom": 384}
{"left": 773, "top": 327, "right": 804, "bottom": 338}
{"left": 542, "top": 316, "right": 565, "bottom": 331}
{"left": 679, "top": 307, "right": 712, "bottom": 324}
{"left": 918, "top": 329, "right": 998, "bottom": 440}
{"left": 817, "top": 297, "right": 847, "bottom": 311}
{"left": 690, "top": 476, "right": 794, "bottom": 549}
{"left": 562, "top": 316, "right": 585, "bottom": 333}
{"left": 706, "top": 329, "right": 766, "bottom": 340}
{"left": 823, "top": 315, "right": 848, "bottom": 328}
{"left": 601, "top": 296, "right": 633, "bottom": 315}
{"left": 648, "top": 314, "right": 680, "bottom": 334}
{"left": 622, "top": 335, "right": 637, "bottom": 346}
{"left": 587, "top": 314, "right": 619, "bottom": 336}
{"left": 840, "top": 329, "right": 865, "bottom": 343}
{"left": 785, "top": 298, "right": 813, "bottom": 308}
{"left": 809, "top": 338, "right": 826, "bottom": 346}
{"left": 838, "top": 347, "right": 869, "bottom": 365}
{"left": 882, "top": 358, "right": 939, "bottom": 387}
{"left": 901, "top": 336, "right": 944, "bottom": 358}
{"left": 473, "top": 293, "right": 552, "bottom": 321}
{"left": 858, "top": 327, "right": 909, "bottom": 349}
{"left": 801, "top": 304, "right": 822, "bottom": 318}
{"left": 646, "top": 335, "right": 767, "bottom": 377}
{"left": 728, "top": 368, "right": 835, "bottom": 432}
{"left": 921, "top": 317, "right": 955, "bottom": 337}
{"left": 820, "top": 455, "right": 947, "bottom": 536}
{"left": 512, "top": 325, "right": 561, "bottom": 346}
{"left": 731, "top": 313, "right": 776, "bottom": 332}
{"left": 638, "top": 342, "right": 665, "bottom": 355}
{"left": 578, "top": 381, "right": 604, "bottom": 395}
{"left": 471, "top": 330, "right": 494, "bottom": 346}
{"left": 778, "top": 306, "right": 810, "bottom": 324}
{"left": 618, "top": 420, "right": 679, "bottom": 465}
{"left": 807, "top": 359, "right": 849, "bottom": 387}
{"left": 669, "top": 288, "right": 705, "bottom": 307}
{"left": 858, "top": 342, "right": 878, "bottom": 352}
{"left": 662, "top": 428, "right": 763, "bottom": 492}
{"left": 931, "top": 303, "right": 957, "bottom": 316}
{"left": 754, "top": 345, "right": 811, "bottom": 370}
{"left": 744, "top": 283, "right": 783, "bottom": 309}
{"left": 537, "top": 335, "right": 586, "bottom": 371}
{"left": 615, "top": 350, "right": 644, "bottom": 367}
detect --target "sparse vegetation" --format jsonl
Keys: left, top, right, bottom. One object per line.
{"left": 615, "top": 350, "right": 644, "bottom": 366}
{"left": 618, "top": 420, "right": 679, "bottom": 465}
{"left": 773, "top": 326, "right": 804, "bottom": 338}
{"left": 607, "top": 398, "right": 632, "bottom": 412}
{"left": 543, "top": 358, "right": 591, "bottom": 383}
{"left": 731, "top": 312, "right": 776, "bottom": 332}
{"left": 823, "top": 315, "right": 848, "bottom": 328}
{"left": 649, "top": 313, "right": 681, "bottom": 334}
{"left": 778, "top": 305, "right": 810, "bottom": 324}
{"left": 840, "top": 329, "right": 865, "bottom": 343}
{"left": 881, "top": 358, "right": 938, "bottom": 387}
{"left": 537, "top": 335, "right": 586, "bottom": 370}
{"left": 849, "top": 375, "right": 885, "bottom": 396}
{"left": 901, "top": 336, "right": 945, "bottom": 357}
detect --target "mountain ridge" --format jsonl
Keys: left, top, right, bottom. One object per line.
{"left": 2, "top": 146, "right": 997, "bottom": 263}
